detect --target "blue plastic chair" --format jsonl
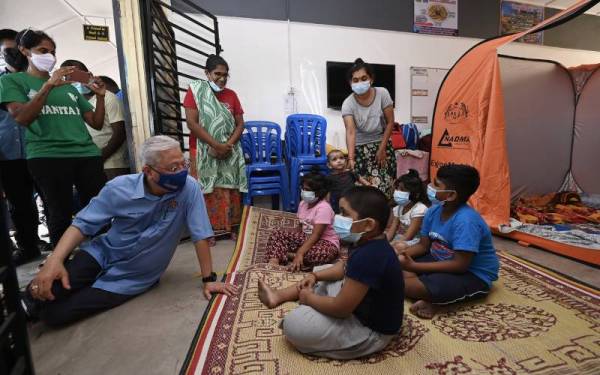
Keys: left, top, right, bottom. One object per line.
{"left": 284, "top": 114, "right": 328, "bottom": 211}
{"left": 241, "top": 121, "right": 290, "bottom": 211}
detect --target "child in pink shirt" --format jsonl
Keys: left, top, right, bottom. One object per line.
{"left": 265, "top": 171, "right": 339, "bottom": 271}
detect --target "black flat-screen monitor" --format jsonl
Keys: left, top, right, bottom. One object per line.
{"left": 326, "top": 61, "right": 396, "bottom": 110}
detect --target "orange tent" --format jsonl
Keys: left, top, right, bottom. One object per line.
{"left": 430, "top": 0, "right": 600, "bottom": 265}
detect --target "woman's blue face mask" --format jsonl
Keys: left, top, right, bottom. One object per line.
{"left": 351, "top": 80, "right": 370, "bottom": 95}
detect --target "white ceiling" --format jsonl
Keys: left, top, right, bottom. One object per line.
{"left": 61, "top": 0, "right": 115, "bottom": 19}
{"left": 514, "top": 0, "right": 600, "bottom": 15}
{"left": 0, "top": 0, "right": 119, "bottom": 80}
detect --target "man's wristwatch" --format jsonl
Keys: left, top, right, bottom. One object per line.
{"left": 202, "top": 272, "right": 218, "bottom": 283}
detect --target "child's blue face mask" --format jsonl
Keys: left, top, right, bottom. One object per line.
{"left": 393, "top": 190, "right": 410, "bottom": 206}
{"left": 333, "top": 215, "right": 367, "bottom": 244}
{"left": 427, "top": 184, "right": 455, "bottom": 205}
{"left": 301, "top": 190, "right": 317, "bottom": 204}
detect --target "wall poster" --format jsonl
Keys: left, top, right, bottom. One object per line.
{"left": 414, "top": 0, "right": 458, "bottom": 36}
{"left": 500, "top": 1, "right": 545, "bottom": 44}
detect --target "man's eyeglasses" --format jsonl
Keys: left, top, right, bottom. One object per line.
{"left": 150, "top": 159, "right": 191, "bottom": 174}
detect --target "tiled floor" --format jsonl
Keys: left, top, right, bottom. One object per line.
{"left": 493, "top": 237, "right": 600, "bottom": 289}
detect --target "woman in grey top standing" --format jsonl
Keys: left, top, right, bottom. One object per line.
{"left": 342, "top": 58, "right": 396, "bottom": 198}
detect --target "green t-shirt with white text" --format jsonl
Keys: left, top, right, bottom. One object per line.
{"left": 0, "top": 72, "right": 100, "bottom": 159}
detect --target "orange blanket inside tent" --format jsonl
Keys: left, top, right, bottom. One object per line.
{"left": 512, "top": 192, "right": 600, "bottom": 225}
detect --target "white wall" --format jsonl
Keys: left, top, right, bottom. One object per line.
{"left": 211, "top": 16, "right": 600, "bottom": 149}
{"left": 0, "top": 0, "right": 120, "bottom": 82}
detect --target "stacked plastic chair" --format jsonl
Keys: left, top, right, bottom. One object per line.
{"left": 241, "top": 121, "right": 290, "bottom": 211}
{"left": 284, "top": 114, "right": 328, "bottom": 211}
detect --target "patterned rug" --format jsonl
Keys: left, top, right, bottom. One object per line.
{"left": 181, "top": 207, "right": 600, "bottom": 375}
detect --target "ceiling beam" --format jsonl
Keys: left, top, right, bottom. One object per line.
{"left": 61, "top": 0, "right": 116, "bottom": 48}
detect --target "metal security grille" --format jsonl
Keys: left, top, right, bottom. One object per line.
{"left": 0, "top": 197, "right": 34, "bottom": 375}
{"left": 140, "top": 0, "right": 222, "bottom": 150}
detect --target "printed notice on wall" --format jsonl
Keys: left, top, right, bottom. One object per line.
{"left": 414, "top": 0, "right": 458, "bottom": 36}
{"left": 500, "top": 1, "right": 544, "bottom": 44}
{"left": 410, "top": 66, "right": 449, "bottom": 131}
{"left": 83, "top": 25, "right": 110, "bottom": 42}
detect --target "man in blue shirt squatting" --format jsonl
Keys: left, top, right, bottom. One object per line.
{"left": 22, "top": 135, "right": 237, "bottom": 326}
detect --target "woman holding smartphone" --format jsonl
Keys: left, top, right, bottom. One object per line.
{"left": 0, "top": 29, "right": 107, "bottom": 247}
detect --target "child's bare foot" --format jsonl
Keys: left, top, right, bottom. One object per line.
{"left": 409, "top": 300, "right": 425, "bottom": 315}
{"left": 268, "top": 258, "right": 280, "bottom": 266}
{"left": 258, "top": 279, "right": 280, "bottom": 308}
{"left": 409, "top": 300, "right": 438, "bottom": 319}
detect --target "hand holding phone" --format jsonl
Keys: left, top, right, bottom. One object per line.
{"left": 86, "top": 76, "right": 107, "bottom": 97}
{"left": 66, "top": 69, "right": 92, "bottom": 84}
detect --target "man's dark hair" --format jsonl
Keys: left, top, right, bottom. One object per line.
{"left": 341, "top": 186, "right": 390, "bottom": 232}
{"left": 436, "top": 164, "right": 480, "bottom": 204}
{"left": 3, "top": 48, "right": 27, "bottom": 71}
{"left": 99, "top": 75, "right": 120, "bottom": 93}
{"left": 0, "top": 29, "right": 18, "bottom": 43}
{"left": 60, "top": 59, "right": 88, "bottom": 72}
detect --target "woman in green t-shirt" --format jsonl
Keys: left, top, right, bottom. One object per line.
{"left": 0, "top": 29, "right": 108, "bottom": 246}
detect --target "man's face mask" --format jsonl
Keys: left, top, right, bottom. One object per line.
{"left": 150, "top": 167, "right": 188, "bottom": 192}
{"left": 72, "top": 82, "right": 91, "bottom": 95}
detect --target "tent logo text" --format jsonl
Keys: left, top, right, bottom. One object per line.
{"left": 438, "top": 128, "right": 470, "bottom": 149}
{"left": 444, "top": 102, "right": 469, "bottom": 124}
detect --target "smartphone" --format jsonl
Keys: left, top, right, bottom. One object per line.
{"left": 67, "top": 70, "right": 92, "bottom": 84}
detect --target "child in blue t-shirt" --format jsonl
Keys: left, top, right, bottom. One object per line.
{"left": 258, "top": 186, "right": 404, "bottom": 360}
{"left": 399, "top": 164, "right": 499, "bottom": 319}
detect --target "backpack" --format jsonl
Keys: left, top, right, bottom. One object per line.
{"left": 390, "top": 123, "right": 407, "bottom": 149}
{"left": 401, "top": 123, "right": 420, "bottom": 150}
